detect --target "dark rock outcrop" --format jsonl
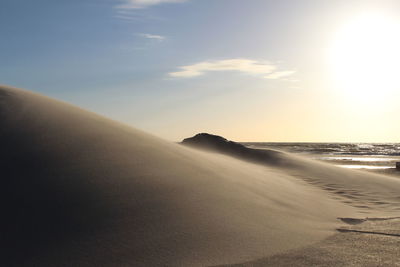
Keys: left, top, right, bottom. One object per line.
{"left": 182, "top": 133, "right": 283, "bottom": 165}
{"left": 182, "top": 133, "right": 247, "bottom": 154}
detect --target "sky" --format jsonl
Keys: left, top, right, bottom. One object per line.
{"left": 1, "top": 0, "right": 400, "bottom": 142}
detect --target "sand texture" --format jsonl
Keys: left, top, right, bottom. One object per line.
{"left": 0, "top": 85, "right": 399, "bottom": 266}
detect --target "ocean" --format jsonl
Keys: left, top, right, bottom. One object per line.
{"left": 243, "top": 143, "right": 400, "bottom": 171}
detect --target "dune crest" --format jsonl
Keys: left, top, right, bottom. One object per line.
{"left": 0, "top": 85, "right": 398, "bottom": 266}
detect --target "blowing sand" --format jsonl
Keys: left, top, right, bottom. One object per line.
{"left": 0, "top": 85, "right": 399, "bottom": 266}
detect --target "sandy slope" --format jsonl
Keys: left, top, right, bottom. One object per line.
{"left": 0, "top": 85, "right": 399, "bottom": 266}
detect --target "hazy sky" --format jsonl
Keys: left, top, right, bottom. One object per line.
{"left": 1, "top": 0, "right": 400, "bottom": 142}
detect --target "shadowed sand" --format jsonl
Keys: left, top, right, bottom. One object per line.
{"left": 1, "top": 85, "right": 399, "bottom": 266}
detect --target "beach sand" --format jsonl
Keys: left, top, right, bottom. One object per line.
{"left": 1, "top": 85, "right": 399, "bottom": 266}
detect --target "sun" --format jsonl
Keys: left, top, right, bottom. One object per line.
{"left": 328, "top": 13, "right": 400, "bottom": 101}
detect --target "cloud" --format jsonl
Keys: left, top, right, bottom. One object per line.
{"left": 169, "top": 59, "right": 295, "bottom": 80}
{"left": 116, "top": 0, "right": 186, "bottom": 9}
{"left": 139, "top": 33, "right": 166, "bottom": 41}
{"left": 264, "top": 70, "right": 296, "bottom": 79}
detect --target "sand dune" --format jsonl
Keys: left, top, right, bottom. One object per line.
{"left": 0, "top": 85, "right": 399, "bottom": 266}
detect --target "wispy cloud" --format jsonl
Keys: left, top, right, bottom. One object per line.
{"left": 139, "top": 33, "right": 166, "bottom": 41}
{"left": 265, "top": 70, "right": 296, "bottom": 79}
{"left": 114, "top": 10, "right": 165, "bottom": 22}
{"left": 116, "top": 0, "right": 186, "bottom": 10}
{"left": 169, "top": 59, "right": 296, "bottom": 80}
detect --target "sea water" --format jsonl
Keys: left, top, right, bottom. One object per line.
{"left": 242, "top": 142, "right": 400, "bottom": 170}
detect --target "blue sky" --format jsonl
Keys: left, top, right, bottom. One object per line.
{"left": 1, "top": 0, "right": 400, "bottom": 141}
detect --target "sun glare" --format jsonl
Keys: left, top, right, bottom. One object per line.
{"left": 329, "top": 13, "right": 400, "bottom": 101}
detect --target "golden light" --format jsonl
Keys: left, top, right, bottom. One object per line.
{"left": 329, "top": 13, "right": 400, "bottom": 101}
